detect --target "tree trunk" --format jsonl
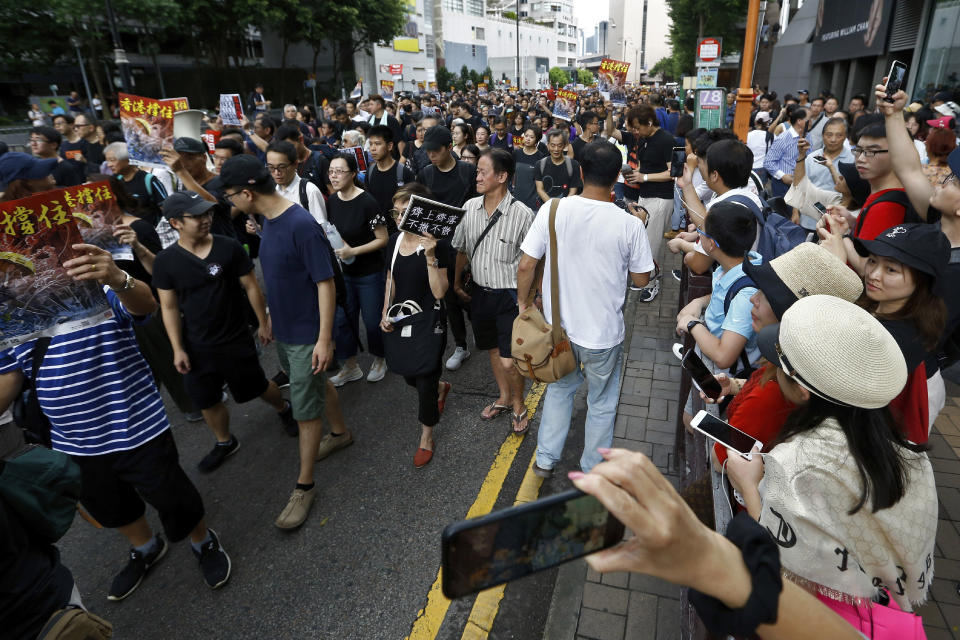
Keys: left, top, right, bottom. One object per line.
{"left": 85, "top": 38, "right": 109, "bottom": 114}
{"left": 280, "top": 38, "right": 290, "bottom": 106}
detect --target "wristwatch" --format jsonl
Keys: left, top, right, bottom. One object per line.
{"left": 686, "top": 319, "right": 704, "bottom": 334}
{"left": 643, "top": 173, "right": 649, "bottom": 182}
{"left": 109, "top": 271, "right": 135, "bottom": 292}
{"left": 429, "top": 257, "right": 440, "bottom": 268}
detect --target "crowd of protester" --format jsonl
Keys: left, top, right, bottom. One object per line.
{"left": 0, "top": 74, "right": 958, "bottom": 639}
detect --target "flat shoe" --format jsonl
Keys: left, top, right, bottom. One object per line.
{"left": 512, "top": 408, "right": 530, "bottom": 435}
{"left": 414, "top": 441, "right": 435, "bottom": 468}
{"left": 438, "top": 382, "right": 452, "bottom": 415}
{"left": 481, "top": 402, "right": 510, "bottom": 420}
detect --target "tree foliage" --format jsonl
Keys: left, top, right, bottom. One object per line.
{"left": 664, "top": 0, "right": 750, "bottom": 76}
{"left": 434, "top": 66, "right": 494, "bottom": 93}
{"left": 576, "top": 69, "right": 594, "bottom": 85}
{"left": 548, "top": 67, "right": 570, "bottom": 88}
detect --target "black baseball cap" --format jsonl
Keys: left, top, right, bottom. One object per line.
{"left": 163, "top": 190, "right": 215, "bottom": 220}
{"left": 218, "top": 154, "right": 271, "bottom": 188}
{"left": 854, "top": 223, "right": 950, "bottom": 295}
{"left": 423, "top": 125, "right": 453, "bottom": 151}
{"left": 172, "top": 137, "right": 207, "bottom": 154}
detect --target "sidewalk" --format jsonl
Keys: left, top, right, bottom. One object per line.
{"left": 542, "top": 248, "right": 960, "bottom": 640}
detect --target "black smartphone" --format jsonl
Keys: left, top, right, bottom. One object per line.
{"left": 690, "top": 410, "right": 762, "bottom": 458}
{"left": 441, "top": 489, "right": 625, "bottom": 599}
{"left": 812, "top": 201, "right": 828, "bottom": 217}
{"left": 670, "top": 147, "right": 686, "bottom": 177}
{"left": 812, "top": 155, "right": 826, "bottom": 164}
{"left": 680, "top": 348, "right": 723, "bottom": 400}
{"left": 884, "top": 60, "right": 908, "bottom": 103}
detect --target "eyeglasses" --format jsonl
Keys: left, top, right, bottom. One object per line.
{"left": 851, "top": 147, "right": 889, "bottom": 158}
{"left": 695, "top": 227, "right": 716, "bottom": 245}
{"left": 328, "top": 169, "right": 351, "bottom": 176}
{"left": 941, "top": 173, "right": 959, "bottom": 187}
{"left": 73, "top": 123, "right": 92, "bottom": 129}
{"left": 182, "top": 211, "right": 214, "bottom": 220}
{"left": 29, "top": 138, "right": 50, "bottom": 144}
{"left": 460, "top": 155, "right": 476, "bottom": 161}
{"left": 223, "top": 190, "right": 245, "bottom": 200}
{"left": 266, "top": 163, "right": 292, "bottom": 173}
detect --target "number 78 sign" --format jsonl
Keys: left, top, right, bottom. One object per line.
{"left": 695, "top": 88, "right": 726, "bottom": 130}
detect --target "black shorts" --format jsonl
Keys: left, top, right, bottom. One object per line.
{"left": 470, "top": 287, "right": 518, "bottom": 358}
{"left": 184, "top": 338, "right": 269, "bottom": 410}
{"left": 72, "top": 430, "right": 204, "bottom": 542}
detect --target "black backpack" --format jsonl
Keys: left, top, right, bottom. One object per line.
{"left": 302, "top": 150, "right": 330, "bottom": 201}
{"left": 12, "top": 337, "right": 52, "bottom": 447}
{"left": 722, "top": 275, "right": 757, "bottom": 379}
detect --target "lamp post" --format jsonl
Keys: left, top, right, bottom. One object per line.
{"left": 70, "top": 37, "right": 94, "bottom": 109}
{"left": 516, "top": 2, "right": 521, "bottom": 90}
{"left": 103, "top": 0, "right": 132, "bottom": 93}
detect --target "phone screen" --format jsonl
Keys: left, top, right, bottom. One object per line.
{"left": 692, "top": 411, "right": 758, "bottom": 455}
{"left": 442, "top": 490, "right": 625, "bottom": 599}
{"left": 884, "top": 61, "right": 907, "bottom": 102}
{"left": 670, "top": 147, "right": 686, "bottom": 178}
{"left": 813, "top": 201, "right": 828, "bottom": 216}
{"left": 681, "top": 349, "right": 723, "bottom": 400}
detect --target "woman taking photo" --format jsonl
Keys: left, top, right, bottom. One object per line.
{"left": 513, "top": 126, "right": 547, "bottom": 167}
{"left": 325, "top": 152, "right": 390, "bottom": 386}
{"left": 381, "top": 184, "right": 452, "bottom": 468}
{"left": 474, "top": 124, "right": 491, "bottom": 153}
{"left": 451, "top": 122, "right": 475, "bottom": 160}
{"left": 726, "top": 295, "right": 936, "bottom": 631}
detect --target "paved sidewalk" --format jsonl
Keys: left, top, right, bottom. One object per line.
{"left": 543, "top": 248, "right": 960, "bottom": 640}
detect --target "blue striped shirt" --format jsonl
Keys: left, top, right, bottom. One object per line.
{"left": 763, "top": 125, "right": 801, "bottom": 180}
{"left": 0, "top": 289, "right": 169, "bottom": 456}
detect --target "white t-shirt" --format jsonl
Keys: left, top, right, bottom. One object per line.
{"left": 745, "top": 129, "right": 768, "bottom": 169}
{"left": 519, "top": 196, "right": 655, "bottom": 349}
{"left": 277, "top": 174, "right": 327, "bottom": 224}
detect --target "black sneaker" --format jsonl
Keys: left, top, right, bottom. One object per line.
{"left": 637, "top": 280, "right": 661, "bottom": 302}
{"left": 532, "top": 463, "right": 554, "bottom": 479}
{"left": 193, "top": 528, "right": 231, "bottom": 589}
{"left": 198, "top": 436, "right": 241, "bottom": 473}
{"left": 108, "top": 535, "right": 168, "bottom": 601}
{"left": 671, "top": 269, "right": 682, "bottom": 282}
{"left": 271, "top": 370, "right": 290, "bottom": 389}
{"left": 279, "top": 402, "right": 298, "bottom": 437}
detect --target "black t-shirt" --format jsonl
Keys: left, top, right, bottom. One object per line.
{"left": 327, "top": 190, "right": 386, "bottom": 277}
{"left": 417, "top": 161, "right": 478, "bottom": 207}
{"left": 152, "top": 235, "right": 255, "bottom": 349}
{"left": 52, "top": 158, "right": 85, "bottom": 187}
{"left": 386, "top": 232, "right": 450, "bottom": 311}
{"left": 534, "top": 157, "right": 583, "bottom": 199}
{"left": 120, "top": 169, "right": 165, "bottom": 226}
{"left": 620, "top": 128, "right": 675, "bottom": 200}
{"left": 200, "top": 177, "right": 240, "bottom": 240}
{"left": 365, "top": 159, "right": 416, "bottom": 233}
{"left": 58, "top": 139, "right": 88, "bottom": 165}
{"left": 371, "top": 113, "right": 404, "bottom": 159}
{"left": 881, "top": 318, "right": 939, "bottom": 377}
{"left": 84, "top": 140, "right": 105, "bottom": 169}
{"left": 571, "top": 135, "right": 597, "bottom": 163}
{"left": 514, "top": 146, "right": 547, "bottom": 167}
{"left": 115, "top": 217, "right": 162, "bottom": 290}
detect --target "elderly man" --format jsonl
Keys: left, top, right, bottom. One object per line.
{"left": 105, "top": 141, "right": 168, "bottom": 225}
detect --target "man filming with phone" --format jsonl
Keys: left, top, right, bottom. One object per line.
{"left": 803, "top": 118, "right": 853, "bottom": 190}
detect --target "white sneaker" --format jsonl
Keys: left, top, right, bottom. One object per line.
{"left": 366, "top": 358, "right": 387, "bottom": 382}
{"left": 445, "top": 346, "right": 471, "bottom": 371}
{"left": 329, "top": 364, "right": 364, "bottom": 387}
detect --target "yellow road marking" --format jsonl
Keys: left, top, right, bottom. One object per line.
{"left": 406, "top": 382, "right": 547, "bottom": 640}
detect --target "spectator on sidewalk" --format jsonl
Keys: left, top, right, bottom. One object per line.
{"left": 764, "top": 107, "right": 808, "bottom": 198}
{"left": 803, "top": 118, "right": 853, "bottom": 190}
{"left": 517, "top": 140, "right": 655, "bottom": 476}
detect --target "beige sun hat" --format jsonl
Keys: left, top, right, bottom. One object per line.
{"left": 743, "top": 243, "right": 864, "bottom": 319}
{"left": 757, "top": 295, "right": 907, "bottom": 409}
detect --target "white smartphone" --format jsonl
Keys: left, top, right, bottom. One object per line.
{"left": 690, "top": 410, "right": 762, "bottom": 460}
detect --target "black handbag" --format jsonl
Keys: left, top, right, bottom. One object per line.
{"left": 12, "top": 337, "right": 52, "bottom": 447}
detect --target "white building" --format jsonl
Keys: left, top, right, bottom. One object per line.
{"left": 607, "top": 0, "right": 671, "bottom": 82}
{"left": 354, "top": 0, "right": 437, "bottom": 97}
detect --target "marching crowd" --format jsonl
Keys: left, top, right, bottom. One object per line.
{"left": 0, "top": 73, "right": 959, "bottom": 639}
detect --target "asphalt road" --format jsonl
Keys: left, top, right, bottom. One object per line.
{"left": 58, "top": 338, "right": 591, "bottom": 639}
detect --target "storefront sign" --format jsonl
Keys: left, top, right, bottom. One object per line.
{"left": 811, "top": 0, "right": 895, "bottom": 64}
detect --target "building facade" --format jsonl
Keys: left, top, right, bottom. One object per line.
{"left": 606, "top": 0, "right": 671, "bottom": 82}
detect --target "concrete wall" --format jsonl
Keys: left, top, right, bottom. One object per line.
{"left": 443, "top": 41, "right": 489, "bottom": 72}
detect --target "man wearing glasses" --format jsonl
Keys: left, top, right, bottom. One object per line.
{"left": 28, "top": 125, "right": 84, "bottom": 187}
{"left": 73, "top": 113, "right": 105, "bottom": 173}
{"left": 266, "top": 140, "right": 327, "bottom": 224}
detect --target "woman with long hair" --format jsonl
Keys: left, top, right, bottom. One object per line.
{"left": 451, "top": 122, "right": 475, "bottom": 159}
{"left": 474, "top": 124, "right": 491, "bottom": 152}
{"left": 325, "top": 152, "right": 390, "bottom": 385}
{"left": 512, "top": 126, "right": 547, "bottom": 167}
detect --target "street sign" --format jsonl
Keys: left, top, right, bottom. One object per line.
{"left": 696, "top": 67, "right": 718, "bottom": 88}
{"left": 389, "top": 64, "right": 403, "bottom": 75}
{"left": 695, "top": 88, "right": 726, "bottom": 130}
{"left": 696, "top": 37, "right": 722, "bottom": 66}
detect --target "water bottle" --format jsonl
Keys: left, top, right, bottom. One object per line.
{"left": 322, "top": 221, "right": 354, "bottom": 264}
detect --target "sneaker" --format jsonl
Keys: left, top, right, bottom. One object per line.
{"left": 278, "top": 402, "right": 298, "bottom": 437}
{"left": 366, "top": 357, "right": 387, "bottom": 382}
{"left": 445, "top": 346, "right": 471, "bottom": 371}
{"left": 108, "top": 535, "right": 168, "bottom": 601}
{"left": 275, "top": 486, "right": 316, "bottom": 529}
{"left": 315, "top": 431, "right": 354, "bottom": 461}
{"left": 198, "top": 436, "right": 241, "bottom": 473}
{"left": 221, "top": 390, "right": 229, "bottom": 404}
{"left": 637, "top": 280, "right": 661, "bottom": 302}
{"left": 663, "top": 229, "right": 680, "bottom": 240}
{"left": 192, "top": 529, "right": 231, "bottom": 589}
{"left": 532, "top": 463, "right": 554, "bottom": 479}
{"left": 671, "top": 269, "right": 682, "bottom": 282}
{"left": 272, "top": 370, "right": 290, "bottom": 389}
{"left": 184, "top": 411, "right": 204, "bottom": 422}
{"left": 329, "top": 364, "right": 363, "bottom": 387}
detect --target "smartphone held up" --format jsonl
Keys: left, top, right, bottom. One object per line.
{"left": 883, "top": 60, "right": 908, "bottom": 103}
{"left": 672, "top": 343, "right": 723, "bottom": 400}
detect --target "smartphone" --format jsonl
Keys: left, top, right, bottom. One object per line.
{"left": 441, "top": 489, "right": 625, "bottom": 599}
{"left": 670, "top": 147, "right": 686, "bottom": 177}
{"left": 620, "top": 164, "right": 632, "bottom": 176}
{"left": 690, "top": 410, "right": 762, "bottom": 459}
{"left": 883, "top": 60, "right": 908, "bottom": 103}
{"left": 674, "top": 346, "right": 724, "bottom": 400}
{"left": 812, "top": 201, "right": 828, "bottom": 216}
{"left": 812, "top": 155, "right": 826, "bottom": 165}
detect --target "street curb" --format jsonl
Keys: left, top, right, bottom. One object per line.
{"left": 540, "top": 287, "right": 641, "bottom": 640}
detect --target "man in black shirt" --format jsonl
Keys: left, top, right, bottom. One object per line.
{"left": 153, "top": 192, "right": 297, "bottom": 473}
{"left": 365, "top": 125, "right": 415, "bottom": 233}
{"left": 105, "top": 141, "right": 167, "bottom": 225}
{"left": 367, "top": 94, "right": 405, "bottom": 162}
{"left": 571, "top": 110, "right": 600, "bottom": 163}
{"left": 73, "top": 113, "right": 105, "bottom": 173}
{"left": 534, "top": 128, "right": 582, "bottom": 205}
{"left": 603, "top": 102, "right": 675, "bottom": 302}
{"left": 28, "top": 126, "right": 85, "bottom": 187}
{"left": 160, "top": 137, "right": 237, "bottom": 239}
{"left": 416, "top": 125, "right": 477, "bottom": 370}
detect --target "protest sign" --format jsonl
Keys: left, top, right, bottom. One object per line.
{"left": 0, "top": 189, "right": 114, "bottom": 349}
{"left": 350, "top": 81, "right": 363, "bottom": 99}
{"left": 218, "top": 94, "right": 244, "bottom": 125}
{"left": 398, "top": 196, "right": 465, "bottom": 240}
{"left": 552, "top": 90, "right": 578, "bottom": 121}
{"left": 380, "top": 80, "right": 395, "bottom": 101}
{"left": 598, "top": 59, "right": 630, "bottom": 106}
{"left": 65, "top": 181, "right": 133, "bottom": 262}
{"left": 341, "top": 146, "right": 368, "bottom": 172}
{"left": 477, "top": 83, "right": 488, "bottom": 96}
{"left": 118, "top": 93, "right": 184, "bottom": 168}
{"left": 427, "top": 81, "right": 438, "bottom": 95}
{"left": 417, "top": 81, "right": 426, "bottom": 93}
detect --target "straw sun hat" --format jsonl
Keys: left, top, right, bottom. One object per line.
{"left": 757, "top": 295, "right": 907, "bottom": 409}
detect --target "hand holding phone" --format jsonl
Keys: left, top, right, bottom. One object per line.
{"left": 670, "top": 147, "right": 686, "bottom": 178}
{"left": 690, "top": 410, "right": 762, "bottom": 459}
{"left": 673, "top": 345, "right": 724, "bottom": 400}
{"left": 883, "top": 60, "right": 908, "bottom": 104}
{"left": 812, "top": 155, "right": 826, "bottom": 165}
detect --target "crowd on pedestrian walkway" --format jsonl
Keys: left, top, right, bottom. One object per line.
{"left": 0, "top": 74, "right": 959, "bottom": 639}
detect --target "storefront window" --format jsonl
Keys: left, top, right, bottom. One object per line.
{"left": 915, "top": 0, "right": 960, "bottom": 102}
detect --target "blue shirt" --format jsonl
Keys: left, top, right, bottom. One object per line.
{"left": 804, "top": 147, "right": 854, "bottom": 190}
{"left": 764, "top": 125, "right": 801, "bottom": 181}
{"left": 703, "top": 252, "right": 762, "bottom": 366}
{"left": 259, "top": 204, "right": 336, "bottom": 344}
{"left": 0, "top": 290, "right": 169, "bottom": 457}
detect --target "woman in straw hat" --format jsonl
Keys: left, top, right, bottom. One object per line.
{"left": 725, "top": 295, "right": 936, "bottom": 628}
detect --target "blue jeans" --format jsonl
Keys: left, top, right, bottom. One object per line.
{"left": 535, "top": 342, "right": 623, "bottom": 472}
{"left": 335, "top": 271, "right": 385, "bottom": 359}
{"left": 670, "top": 184, "right": 684, "bottom": 231}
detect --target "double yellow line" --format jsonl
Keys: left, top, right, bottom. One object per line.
{"left": 406, "top": 382, "right": 549, "bottom": 640}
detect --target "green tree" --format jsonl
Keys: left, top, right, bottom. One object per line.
{"left": 650, "top": 57, "right": 680, "bottom": 81}
{"left": 577, "top": 68, "right": 595, "bottom": 85}
{"left": 664, "top": 0, "right": 749, "bottom": 76}
{"left": 548, "top": 66, "right": 570, "bottom": 88}
{"left": 436, "top": 67, "right": 456, "bottom": 93}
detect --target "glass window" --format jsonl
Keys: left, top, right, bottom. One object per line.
{"left": 466, "top": 0, "right": 483, "bottom": 16}
{"left": 442, "top": 0, "right": 463, "bottom": 11}
{"left": 476, "top": 27, "right": 485, "bottom": 40}
{"left": 915, "top": 0, "right": 960, "bottom": 102}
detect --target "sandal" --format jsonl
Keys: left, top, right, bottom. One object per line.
{"left": 481, "top": 402, "right": 510, "bottom": 420}
{"left": 512, "top": 409, "right": 530, "bottom": 435}
{"left": 438, "top": 382, "right": 452, "bottom": 415}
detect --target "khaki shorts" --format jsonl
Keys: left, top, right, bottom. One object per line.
{"left": 276, "top": 341, "right": 327, "bottom": 422}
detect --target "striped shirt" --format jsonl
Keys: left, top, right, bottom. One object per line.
{"left": 451, "top": 191, "right": 535, "bottom": 289}
{"left": 0, "top": 289, "right": 169, "bottom": 456}
{"left": 764, "top": 125, "right": 801, "bottom": 181}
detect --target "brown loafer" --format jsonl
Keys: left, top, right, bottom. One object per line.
{"left": 414, "top": 441, "right": 435, "bottom": 468}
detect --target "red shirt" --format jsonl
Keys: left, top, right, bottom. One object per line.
{"left": 714, "top": 364, "right": 795, "bottom": 464}
{"left": 855, "top": 188, "right": 908, "bottom": 240}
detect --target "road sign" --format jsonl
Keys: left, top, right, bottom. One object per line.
{"left": 389, "top": 64, "right": 403, "bottom": 75}
{"left": 696, "top": 37, "right": 722, "bottom": 66}
{"left": 695, "top": 88, "right": 726, "bottom": 130}
{"left": 697, "top": 67, "right": 718, "bottom": 88}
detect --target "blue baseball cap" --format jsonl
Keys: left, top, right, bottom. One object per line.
{"left": 0, "top": 152, "right": 56, "bottom": 187}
